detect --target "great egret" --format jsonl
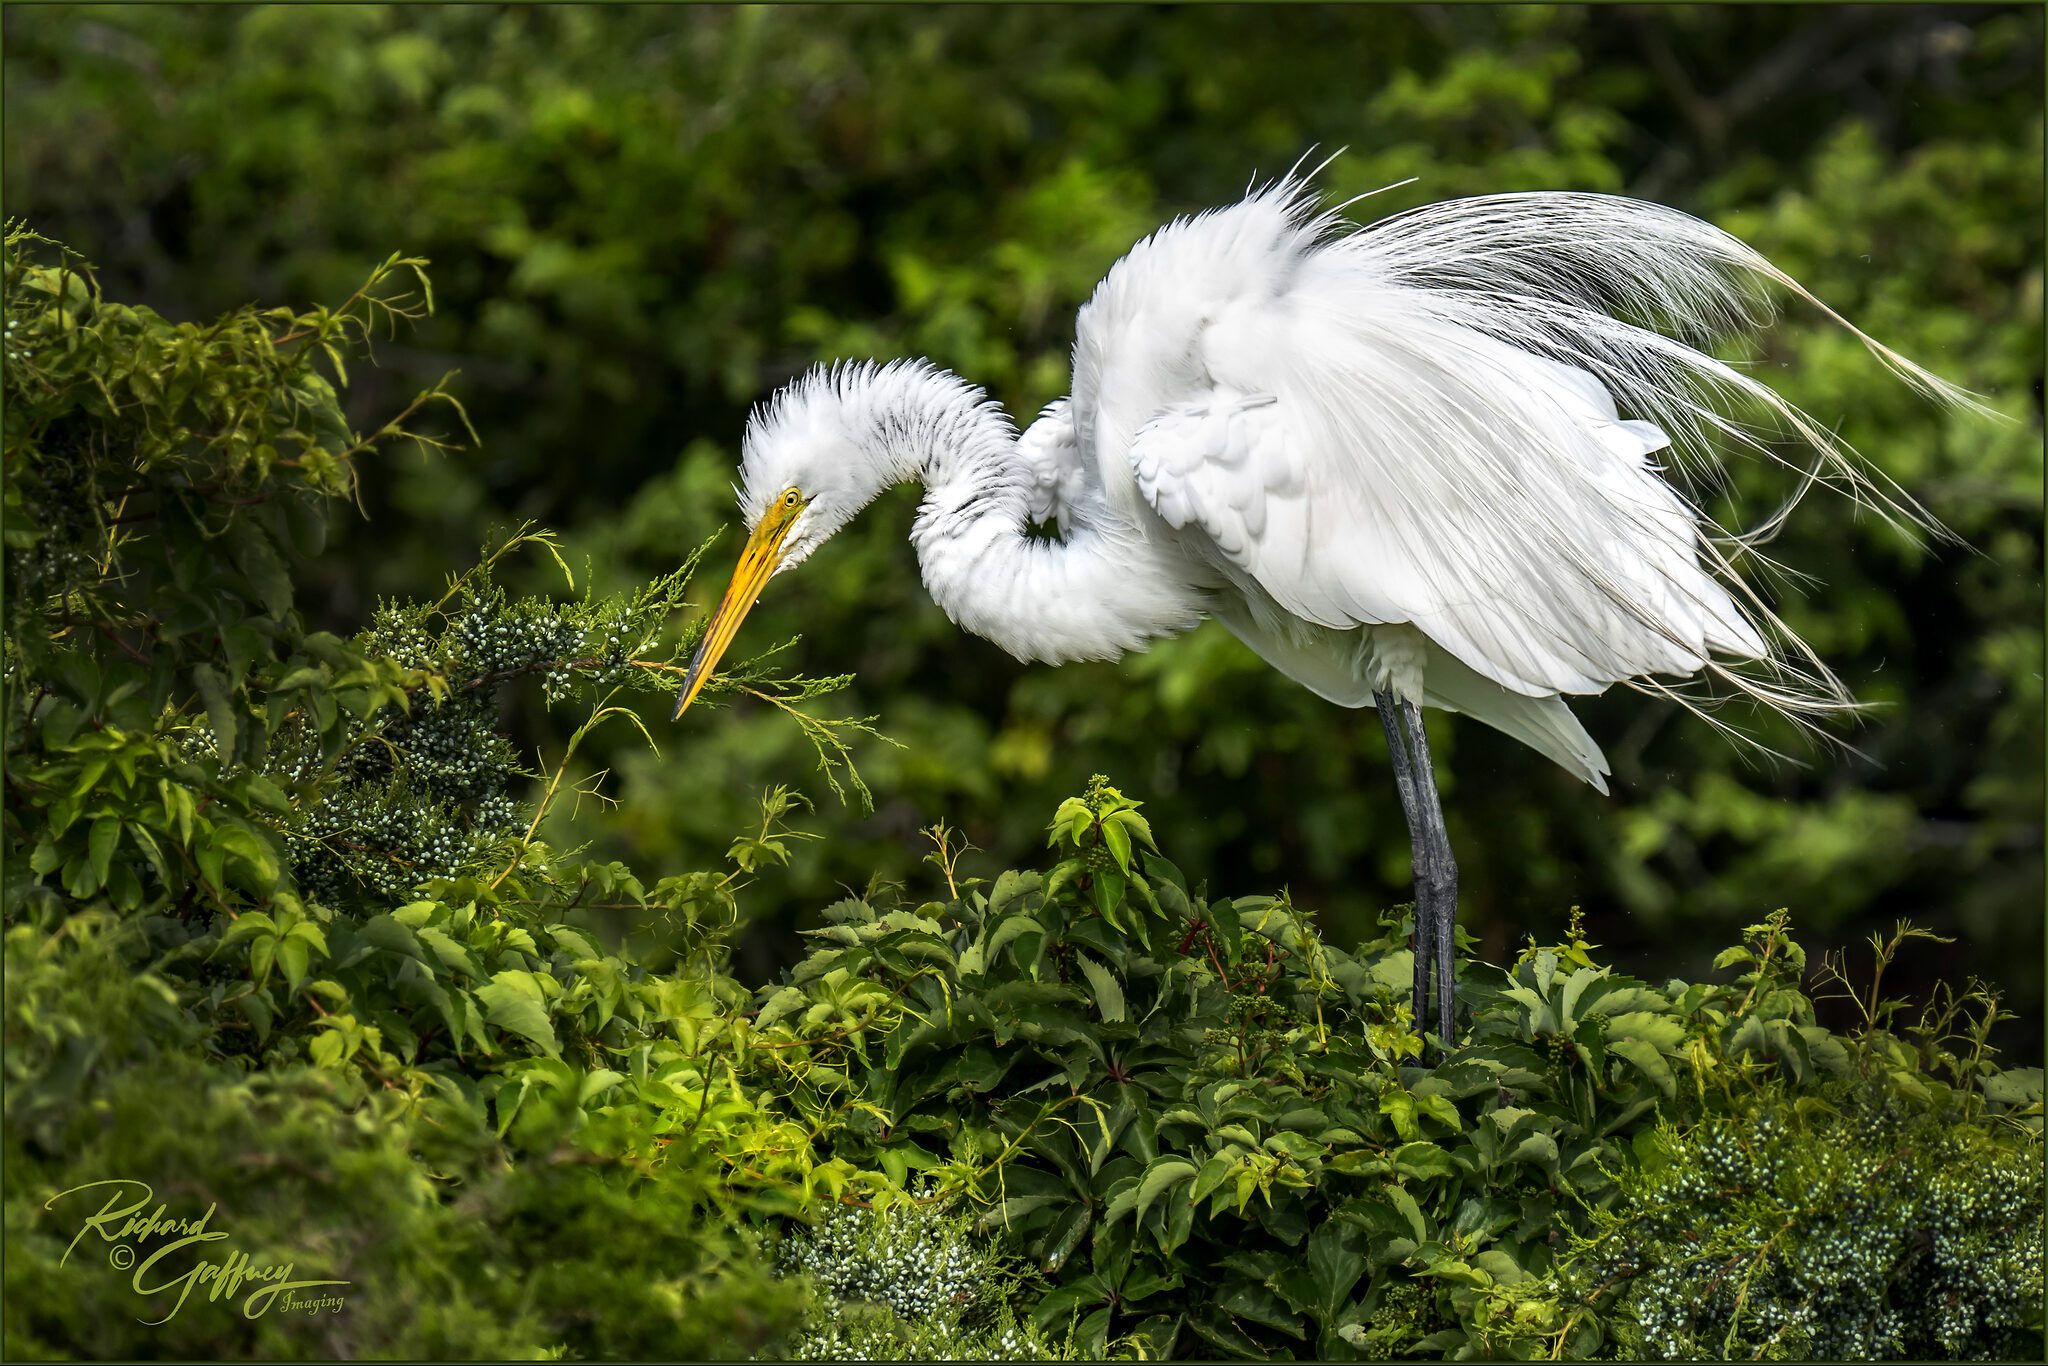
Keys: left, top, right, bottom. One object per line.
{"left": 673, "top": 168, "right": 1974, "bottom": 1045}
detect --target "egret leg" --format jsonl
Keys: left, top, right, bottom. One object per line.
{"left": 1375, "top": 691, "right": 1437, "bottom": 1037}
{"left": 1400, "top": 700, "right": 1459, "bottom": 1046}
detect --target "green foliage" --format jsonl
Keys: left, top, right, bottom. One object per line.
{"left": 0, "top": 232, "right": 875, "bottom": 1358}
{"left": 5, "top": 4, "right": 2035, "bottom": 1030}
{"left": 3, "top": 951, "right": 809, "bottom": 1360}
{"left": 740, "top": 780, "right": 2043, "bottom": 1360}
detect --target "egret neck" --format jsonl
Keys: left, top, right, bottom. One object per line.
{"left": 674, "top": 361, "right": 1209, "bottom": 719}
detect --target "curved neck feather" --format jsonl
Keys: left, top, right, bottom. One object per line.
{"left": 830, "top": 362, "right": 1205, "bottom": 663}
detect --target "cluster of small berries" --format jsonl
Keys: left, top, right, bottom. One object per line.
{"left": 1576, "top": 1098, "right": 2042, "bottom": 1360}
{"left": 778, "top": 1199, "right": 1065, "bottom": 1362}
{"left": 288, "top": 595, "right": 575, "bottom": 900}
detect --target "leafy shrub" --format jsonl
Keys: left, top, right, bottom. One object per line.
{"left": 0, "top": 226, "right": 871, "bottom": 1359}
{"left": 4, "top": 997, "right": 809, "bottom": 1361}
{"left": 1489, "top": 925, "right": 2047, "bottom": 1361}
{"left": 739, "top": 783, "right": 2045, "bottom": 1360}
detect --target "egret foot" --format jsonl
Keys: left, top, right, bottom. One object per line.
{"left": 1377, "top": 690, "right": 1459, "bottom": 1054}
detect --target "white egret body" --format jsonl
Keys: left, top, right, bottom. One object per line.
{"left": 675, "top": 171, "right": 1972, "bottom": 1044}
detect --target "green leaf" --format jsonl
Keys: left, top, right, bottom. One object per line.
{"left": 234, "top": 990, "right": 274, "bottom": 1043}
{"left": 1507, "top": 1131, "right": 1559, "bottom": 1168}
{"left": 974, "top": 1192, "right": 1062, "bottom": 1235}
{"left": 548, "top": 926, "right": 602, "bottom": 960}
{"left": 1217, "top": 1279, "right": 1305, "bottom": 1338}
{"left": 577, "top": 1069, "right": 625, "bottom": 1105}
{"left": 416, "top": 926, "right": 483, "bottom": 978}
{"left": 1556, "top": 965, "right": 1607, "bottom": 1031}
{"left": 1308, "top": 1217, "right": 1369, "bottom": 1326}
{"left": 1075, "top": 951, "right": 1126, "bottom": 1023}
{"left": 754, "top": 985, "right": 809, "bottom": 1030}
{"left": 360, "top": 913, "right": 427, "bottom": 962}
{"left": 1109, "top": 807, "right": 1157, "bottom": 852}
{"left": 1607, "top": 1010, "right": 1687, "bottom": 1052}
{"left": 85, "top": 815, "right": 121, "bottom": 893}
{"left": 1475, "top": 1248, "right": 1527, "bottom": 1285}
{"left": 1609, "top": 1037, "right": 1676, "bottom": 1098}
{"left": 1191, "top": 1153, "right": 1237, "bottom": 1207}
{"left": 285, "top": 920, "right": 328, "bottom": 954}
{"left": 1038, "top": 1202, "right": 1093, "bottom": 1275}
{"left": 1032, "top": 1274, "right": 1112, "bottom": 1332}
{"left": 1983, "top": 1066, "right": 2042, "bottom": 1108}
{"left": 1092, "top": 869, "right": 1128, "bottom": 928}
{"left": 1393, "top": 1141, "right": 1458, "bottom": 1181}
{"left": 215, "top": 823, "right": 281, "bottom": 893}
{"left": 477, "top": 971, "right": 560, "bottom": 1056}
{"left": 1387, "top": 1184, "right": 1429, "bottom": 1244}
{"left": 1101, "top": 818, "right": 1133, "bottom": 874}
{"left": 1134, "top": 1157, "right": 1198, "bottom": 1226}
{"left": 982, "top": 906, "right": 1040, "bottom": 966}
{"left": 989, "top": 868, "right": 1041, "bottom": 915}
{"left": 229, "top": 522, "right": 293, "bottom": 618}
{"left": 276, "top": 937, "right": 309, "bottom": 990}
{"left": 216, "top": 912, "right": 277, "bottom": 950}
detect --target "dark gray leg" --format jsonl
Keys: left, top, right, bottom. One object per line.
{"left": 1401, "top": 700, "right": 1459, "bottom": 1045}
{"left": 1375, "top": 691, "right": 1436, "bottom": 1038}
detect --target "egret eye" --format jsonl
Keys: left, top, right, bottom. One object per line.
{"left": 782, "top": 490, "right": 801, "bottom": 509}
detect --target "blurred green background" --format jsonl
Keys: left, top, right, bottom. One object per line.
{"left": 6, "top": 3, "right": 2040, "bottom": 1045}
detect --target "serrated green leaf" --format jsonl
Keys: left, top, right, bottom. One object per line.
{"left": 477, "top": 971, "right": 559, "bottom": 1056}
{"left": 1609, "top": 1037, "right": 1676, "bottom": 1098}
{"left": 86, "top": 815, "right": 120, "bottom": 892}
{"left": 1075, "top": 951, "right": 1126, "bottom": 1023}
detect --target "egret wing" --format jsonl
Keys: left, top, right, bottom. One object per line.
{"left": 1212, "top": 604, "right": 1612, "bottom": 791}
{"left": 1096, "top": 172, "right": 1982, "bottom": 720}
{"left": 1127, "top": 330, "right": 1767, "bottom": 699}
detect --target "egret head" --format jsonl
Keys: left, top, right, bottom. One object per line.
{"left": 671, "top": 367, "right": 887, "bottom": 719}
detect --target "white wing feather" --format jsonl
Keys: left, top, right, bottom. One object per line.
{"left": 1128, "top": 353, "right": 1765, "bottom": 700}
{"left": 1213, "top": 603, "right": 1614, "bottom": 792}
{"left": 1090, "top": 176, "right": 1971, "bottom": 729}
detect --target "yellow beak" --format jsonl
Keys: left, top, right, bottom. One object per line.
{"left": 673, "top": 505, "right": 801, "bottom": 720}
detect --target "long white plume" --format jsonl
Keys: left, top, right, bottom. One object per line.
{"left": 1333, "top": 189, "right": 1987, "bottom": 521}
{"left": 1287, "top": 177, "right": 1987, "bottom": 747}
